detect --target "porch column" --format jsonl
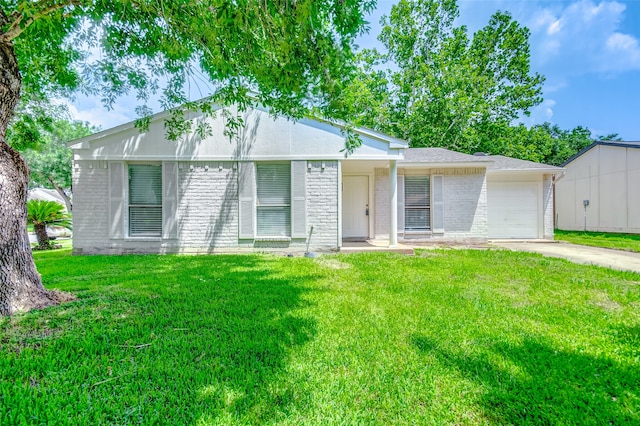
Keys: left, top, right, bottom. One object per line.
{"left": 389, "top": 159, "right": 398, "bottom": 247}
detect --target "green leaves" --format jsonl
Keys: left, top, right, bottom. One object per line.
{"left": 26, "top": 200, "right": 71, "bottom": 228}
{"left": 19, "top": 117, "right": 96, "bottom": 211}
{"left": 341, "top": 0, "right": 550, "bottom": 155}
{"left": 3, "top": 0, "right": 374, "bottom": 145}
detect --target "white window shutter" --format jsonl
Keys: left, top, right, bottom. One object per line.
{"left": 397, "top": 174, "right": 405, "bottom": 232}
{"left": 238, "top": 162, "right": 256, "bottom": 239}
{"left": 432, "top": 175, "right": 444, "bottom": 233}
{"left": 109, "top": 161, "right": 125, "bottom": 239}
{"left": 291, "top": 161, "right": 307, "bottom": 238}
{"left": 162, "top": 162, "right": 179, "bottom": 239}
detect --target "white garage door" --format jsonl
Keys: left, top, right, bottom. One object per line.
{"left": 488, "top": 181, "right": 540, "bottom": 239}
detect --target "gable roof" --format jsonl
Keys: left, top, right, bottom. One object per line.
{"left": 562, "top": 140, "right": 640, "bottom": 166}
{"left": 401, "top": 148, "right": 493, "bottom": 167}
{"left": 68, "top": 103, "right": 408, "bottom": 150}
{"left": 401, "top": 148, "right": 561, "bottom": 173}
{"left": 68, "top": 103, "right": 409, "bottom": 161}
{"left": 484, "top": 155, "right": 562, "bottom": 172}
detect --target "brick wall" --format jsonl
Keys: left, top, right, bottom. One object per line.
{"left": 441, "top": 170, "right": 487, "bottom": 240}
{"left": 176, "top": 162, "right": 239, "bottom": 248}
{"left": 73, "top": 160, "right": 340, "bottom": 254}
{"left": 374, "top": 167, "right": 488, "bottom": 243}
{"left": 72, "top": 161, "right": 110, "bottom": 251}
{"left": 306, "top": 161, "right": 339, "bottom": 250}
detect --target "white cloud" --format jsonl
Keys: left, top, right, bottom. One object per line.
{"left": 601, "top": 32, "right": 640, "bottom": 71}
{"left": 520, "top": 99, "right": 556, "bottom": 126}
{"left": 61, "top": 97, "right": 136, "bottom": 130}
{"left": 607, "top": 32, "right": 637, "bottom": 50}
{"left": 547, "top": 20, "right": 562, "bottom": 35}
{"left": 543, "top": 80, "right": 568, "bottom": 94}
{"left": 529, "top": 8, "right": 556, "bottom": 31}
{"left": 526, "top": 1, "right": 640, "bottom": 73}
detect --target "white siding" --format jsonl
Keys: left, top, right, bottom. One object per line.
{"left": 557, "top": 145, "right": 640, "bottom": 233}
{"left": 71, "top": 107, "right": 404, "bottom": 162}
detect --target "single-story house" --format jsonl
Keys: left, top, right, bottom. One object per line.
{"left": 28, "top": 188, "right": 68, "bottom": 211}
{"left": 69, "top": 105, "right": 561, "bottom": 254}
{"left": 556, "top": 140, "right": 640, "bottom": 233}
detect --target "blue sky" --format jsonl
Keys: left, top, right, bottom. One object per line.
{"left": 69, "top": 0, "right": 640, "bottom": 140}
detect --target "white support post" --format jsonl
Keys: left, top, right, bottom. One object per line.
{"left": 389, "top": 160, "right": 398, "bottom": 247}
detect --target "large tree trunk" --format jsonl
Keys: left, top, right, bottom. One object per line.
{"left": 0, "top": 30, "right": 57, "bottom": 315}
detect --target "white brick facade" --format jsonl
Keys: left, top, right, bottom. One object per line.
{"left": 73, "top": 160, "right": 340, "bottom": 254}
{"left": 306, "top": 161, "right": 339, "bottom": 249}
{"left": 70, "top": 106, "right": 558, "bottom": 253}
{"left": 441, "top": 169, "right": 487, "bottom": 241}
{"left": 374, "top": 167, "right": 488, "bottom": 243}
{"left": 176, "top": 162, "right": 239, "bottom": 249}
{"left": 72, "top": 161, "right": 110, "bottom": 250}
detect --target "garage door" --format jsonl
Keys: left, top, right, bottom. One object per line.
{"left": 488, "top": 181, "right": 540, "bottom": 239}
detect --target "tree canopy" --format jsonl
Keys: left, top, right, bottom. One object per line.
{"left": 0, "top": 0, "right": 375, "bottom": 315}
{"left": 18, "top": 118, "right": 97, "bottom": 211}
{"left": 4, "top": 0, "right": 375, "bottom": 125}
{"left": 339, "top": 0, "right": 544, "bottom": 152}
{"left": 334, "top": 0, "right": 613, "bottom": 165}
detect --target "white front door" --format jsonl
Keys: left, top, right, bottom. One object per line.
{"left": 342, "top": 175, "right": 369, "bottom": 239}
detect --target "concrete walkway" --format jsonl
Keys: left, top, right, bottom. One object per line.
{"left": 493, "top": 241, "right": 640, "bottom": 274}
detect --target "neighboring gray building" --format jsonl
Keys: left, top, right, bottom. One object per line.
{"left": 556, "top": 141, "right": 640, "bottom": 233}
{"left": 69, "top": 105, "right": 561, "bottom": 254}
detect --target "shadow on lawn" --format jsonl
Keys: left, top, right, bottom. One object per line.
{"left": 2, "top": 254, "right": 319, "bottom": 424}
{"left": 412, "top": 334, "right": 639, "bottom": 424}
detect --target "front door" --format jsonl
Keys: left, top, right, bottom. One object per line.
{"left": 342, "top": 175, "right": 369, "bottom": 240}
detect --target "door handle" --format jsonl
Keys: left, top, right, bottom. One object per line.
{"left": 365, "top": 204, "right": 369, "bottom": 216}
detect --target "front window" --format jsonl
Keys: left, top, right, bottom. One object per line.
{"left": 256, "top": 163, "right": 291, "bottom": 237}
{"left": 405, "top": 176, "right": 430, "bottom": 231}
{"left": 128, "top": 164, "right": 162, "bottom": 237}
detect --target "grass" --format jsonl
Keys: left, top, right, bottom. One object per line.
{"left": 1, "top": 249, "right": 639, "bottom": 425}
{"left": 555, "top": 229, "right": 640, "bottom": 252}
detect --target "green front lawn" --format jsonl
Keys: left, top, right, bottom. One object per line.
{"left": 2, "top": 249, "right": 639, "bottom": 424}
{"left": 555, "top": 229, "right": 640, "bottom": 252}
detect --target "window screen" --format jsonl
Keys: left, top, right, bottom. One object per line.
{"left": 405, "top": 176, "right": 430, "bottom": 231}
{"left": 256, "top": 163, "right": 291, "bottom": 236}
{"left": 129, "top": 164, "right": 162, "bottom": 237}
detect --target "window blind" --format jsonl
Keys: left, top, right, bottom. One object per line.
{"left": 129, "top": 164, "right": 162, "bottom": 237}
{"left": 256, "top": 163, "right": 291, "bottom": 237}
{"left": 405, "top": 176, "right": 430, "bottom": 231}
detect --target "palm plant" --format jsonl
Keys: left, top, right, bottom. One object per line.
{"left": 26, "top": 200, "right": 72, "bottom": 250}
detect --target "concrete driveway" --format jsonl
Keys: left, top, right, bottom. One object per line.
{"left": 492, "top": 241, "right": 640, "bottom": 274}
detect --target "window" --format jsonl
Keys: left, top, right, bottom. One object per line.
{"left": 405, "top": 176, "right": 430, "bottom": 231}
{"left": 128, "top": 164, "right": 162, "bottom": 237}
{"left": 256, "top": 163, "right": 291, "bottom": 237}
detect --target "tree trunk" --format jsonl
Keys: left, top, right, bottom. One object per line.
{"left": 0, "top": 30, "right": 57, "bottom": 315}
{"left": 33, "top": 223, "right": 51, "bottom": 250}
{"left": 49, "top": 177, "right": 72, "bottom": 212}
